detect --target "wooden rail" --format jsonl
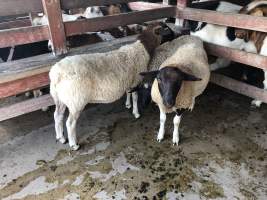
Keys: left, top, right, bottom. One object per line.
{"left": 205, "top": 43, "right": 267, "bottom": 71}
{"left": 0, "top": 19, "right": 31, "bottom": 30}
{"left": 65, "top": 7, "right": 176, "bottom": 36}
{"left": 177, "top": 7, "right": 267, "bottom": 32}
{"left": 0, "top": 6, "right": 175, "bottom": 48}
{"left": 0, "top": 26, "right": 49, "bottom": 48}
{"left": 210, "top": 73, "right": 267, "bottom": 102}
{"left": 0, "top": 0, "right": 138, "bottom": 17}
{"left": 0, "top": 94, "right": 54, "bottom": 121}
{"left": 1, "top": 0, "right": 267, "bottom": 121}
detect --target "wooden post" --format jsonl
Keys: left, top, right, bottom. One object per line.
{"left": 176, "top": 0, "right": 190, "bottom": 26}
{"left": 41, "top": 0, "right": 67, "bottom": 56}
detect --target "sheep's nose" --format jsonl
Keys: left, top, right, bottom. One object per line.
{"left": 164, "top": 100, "right": 174, "bottom": 109}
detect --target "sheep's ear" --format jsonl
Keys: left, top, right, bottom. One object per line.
{"left": 140, "top": 70, "right": 159, "bottom": 79}
{"left": 182, "top": 71, "right": 202, "bottom": 81}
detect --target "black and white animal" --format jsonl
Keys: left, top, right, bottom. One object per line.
{"left": 49, "top": 23, "right": 165, "bottom": 150}
{"left": 140, "top": 35, "right": 210, "bottom": 145}
{"left": 188, "top": 1, "right": 256, "bottom": 71}
{"left": 234, "top": 0, "right": 267, "bottom": 107}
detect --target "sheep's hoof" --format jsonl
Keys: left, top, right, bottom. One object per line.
{"left": 57, "top": 137, "right": 67, "bottom": 144}
{"left": 71, "top": 144, "right": 80, "bottom": 151}
{"left": 157, "top": 137, "right": 163, "bottom": 143}
{"left": 251, "top": 100, "right": 262, "bottom": 108}
{"left": 172, "top": 138, "right": 179, "bottom": 146}
{"left": 133, "top": 113, "right": 141, "bottom": 119}
{"left": 126, "top": 104, "right": 132, "bottom": 109}
{"left": 172, "top": 142, "right": 179, "bottom": 146}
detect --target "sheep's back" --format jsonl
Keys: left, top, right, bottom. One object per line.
{"left": 49, "top": 40, "right": 150, "bottom": 109}
{"left": 151, "top": 36, "right": 210, "bottom": 112}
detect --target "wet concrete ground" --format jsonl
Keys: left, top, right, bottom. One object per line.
{"left": 0, "top": 84, "right": 266, "bottom": 200}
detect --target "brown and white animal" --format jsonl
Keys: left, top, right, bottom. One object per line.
{"left": 49, "top": 23, "right": 165, "bottom": 150}
{"left": 140, "top": 35, "right": 210, "bottom": 145}
{"left": 235, "top": 0, "right": 267, "bottom": 107}
{"left": 188, "top": 1, "right": 256, "bottom": 71}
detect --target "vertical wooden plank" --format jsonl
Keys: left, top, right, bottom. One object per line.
{"left": 176, "top": 0, "right": 190, "bottom": 26}
{"left": 41, "top": 0, "right": 67, "bottom": 56}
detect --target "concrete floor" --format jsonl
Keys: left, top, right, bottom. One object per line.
{"left": 0, "top": 85, "right": 266, "bottom": 200}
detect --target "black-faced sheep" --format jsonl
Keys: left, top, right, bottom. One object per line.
{"left": 50, "top": 23, "right": 165, "bottom": 150}
{"left": 140, "top": 35, "right": 210, "bottom": 145}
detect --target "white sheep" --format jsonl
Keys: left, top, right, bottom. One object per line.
{"left": 50, "top": 24, "right": 163, "bottom": 150}
{"left": 140, "top": 35, "right": 210, "bottom": 145}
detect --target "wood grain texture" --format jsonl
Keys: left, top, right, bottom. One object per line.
{"left": 0, "top": 0, "right": 137, "bottom": 16}
{"left": 205, "top": 43, "right": 267, "bottom": 71}
{"left": 177, "top": 7, "right": 267, "bottom": 32}
{"left": 65, "top": 7, "right": 176, "bottom": 36}
{"left": 0, "top": 25, "right": 49, "bottom": 48}
{"left": 211, "top": 73, "right": 267, "bottom": 103}
{"left": 42, "top": 0, "right": 67, "bottom": 56}
{"left": 0, "top": 72, "right": 49, "bottom": 98}
{"left": 0, "top": 94, "right": 54, "bottom": 121}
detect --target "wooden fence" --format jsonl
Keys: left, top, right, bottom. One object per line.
{"left": 0, "top": 0, "right": 267, "bottom": 121}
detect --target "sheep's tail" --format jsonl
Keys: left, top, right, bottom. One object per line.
{"left": 49, "top": 66, "right": 61, "bottom": 103}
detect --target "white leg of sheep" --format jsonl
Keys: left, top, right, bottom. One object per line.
{"left": 157, "top": 108, "right": 166, "bottom": 142}
{"left": 54, "top": 102, "right": 67, "bottom": 144}
{"left": 125, "top": 91, "right": 132, "bottom": 109}
{"left": 132, "top": 91, "right": 140, "bottom": 118}
{"left": 172, "top": 115, "right": 181, "bottom": 146}
{"left": 66, "top": 111, "right": 81, "bottom": 151}
{"left": 251, "top": 70, "right": 267, "bottom": 107}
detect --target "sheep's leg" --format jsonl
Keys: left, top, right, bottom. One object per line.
{"left": 210, "top": 58, "right": 231, "bottom": 71}
{"left": 173, "top": 109, "right": 186, "bottom": 146}
{"left": 54, "top": 102, "right": 66, "bottom": 144}
{"left": 132, "top": 91, "right": 140, "bottom": 119}
{"left": 66, "top": 111, "right": 81, "bottom": 151}
{"left": 33, "top": 89, "right": 49, "bottom": 111}
{"left": 125, "top": 91, "right": 132, "bottom": 109}
{"left": 251, "top": 70, "right": 267, "bottom": 107}
{"left": 157, "top": 108, "right": 166, "bottom": 142}
{"left": 33, "top": 90, "right": 42, "bottom": 98}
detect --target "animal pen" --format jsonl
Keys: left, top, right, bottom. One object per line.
{"left": 0, "top": 0, "right": 267, "bottom": 121}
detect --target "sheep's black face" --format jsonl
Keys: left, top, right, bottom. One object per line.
{"left": 157, "top": 67, "right": 184, "bottom": 108}
{"left": 140, "top": 66, "right": 202, "bottom": 109}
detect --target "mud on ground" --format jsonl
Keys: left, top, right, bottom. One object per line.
{"left": 0, "top": 85, "right": 266, "bottom": 200}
